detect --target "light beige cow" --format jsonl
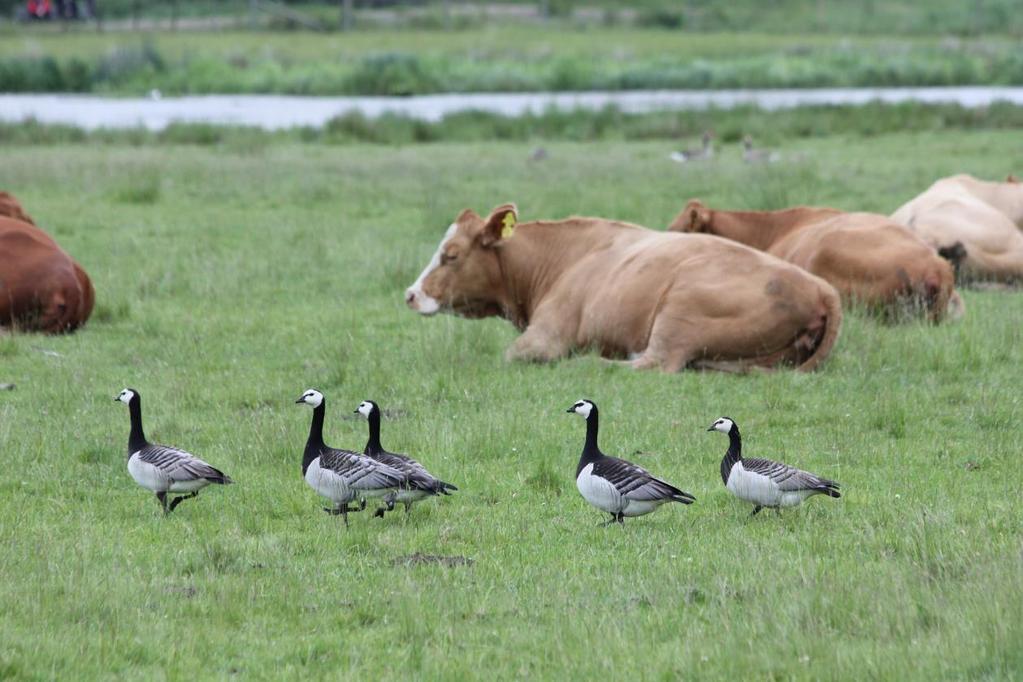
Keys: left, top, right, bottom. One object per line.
{"left": 891, "top": 174, "right": 1023, "bottom": 283}
{"left": 669, "top": 200, "right": 961, "bottom": 322}
{"left": 405, "top": 204, "right": 843, "bottom": 373}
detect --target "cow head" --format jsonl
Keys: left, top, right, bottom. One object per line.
{"left": 0, "top": 192, "right": 35, "bottom": 225}
{"left": 667, "top": 199, "right": 713, "bottom": 233}
{"left": 405, "top": 203, "right": 518, "bottom": 318}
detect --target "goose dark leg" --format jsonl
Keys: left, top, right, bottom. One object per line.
{"left": 600, "top": 513, "right": 617, "bottom": 527}
{"left": 156, "top": 491, "right": 169, "bottom": 514}
{"left": 616, "top": 512, "right": 625, "bottom": 525}
{"left": 749, "top": 505, "right": 763, "bottom": 517}
{"left": 403, "top": 501, "right": 412, "bottom": 516}
{"left": 374, "top": 506, "right": 387, "bottom": 519}
{"left": 169, "top": 492, "right": 198, "bottom": 512}
{"left": 323, "top": 503, "right": 359, "bottom": 515}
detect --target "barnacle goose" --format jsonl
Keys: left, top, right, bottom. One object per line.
{"left": 356, "top": 400, "right": 457, "bottom": 518}
{"left": 708, "top": 417, "right": 840, "bottom": 516}
{"left": 114, "top": 388, "right": 232, "bottom": 514}
{"left": 295, "top": 389, "right": 407, "bottom": 527}
{"left": 567, "top": 399, "right": 695, "bottom": 525}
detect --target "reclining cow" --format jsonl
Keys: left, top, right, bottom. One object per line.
{"left": 0, "top": 191, "right": 95, "bottom": 333}
{"left": 405, "top": 204, "right": 842, "bottom": 373}
{"left": 669, "top": 200, "right": 961, "bottom": 322}
{"left": 891, "top": 174, "right": 1023, "bottom": 284}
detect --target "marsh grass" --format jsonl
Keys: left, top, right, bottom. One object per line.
{"left": 0, "top": 134, "right": 1020, "bottom": 678}
{"left": 2, "top": 28, "right": 1023, "bottom": 95}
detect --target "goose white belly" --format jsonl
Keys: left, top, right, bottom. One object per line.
{"left": 726, "top": 462, "right": 782, "bottom": 507}
{"left": 621, "top": 498, "right": 667, "bottom": 517}
{"left": 305, "top": 458, "right": 356, "bottom": 505}
{"left": 726, "top": 462, "right": 815, "bottom": 508}
{"left": 576, "top": 463, "right": 623, "bottom": 514}
{"left": 128, "top": 452, "right": 211, "bottom": 494}
{"left": 395, "top": 488, "right": 431, "bottom": 504}
{"left": 355, "top": 485, "right": 398, "bottom": 500}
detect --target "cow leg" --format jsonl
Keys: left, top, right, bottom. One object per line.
{"left": 506, "top": 325, "right": 571, "bottom": 363}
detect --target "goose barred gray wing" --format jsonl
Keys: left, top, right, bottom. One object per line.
{"left": 742, "top": 457, "right": 840, "bottom": 496}
{"left": 592, "top": 457, "right": 694, "bottom": 503}
{"left": 374, "top": 451, "right": 455, "bottom": 494}
{"left": 137, "top": 443, "right": 232, "bottom": 484}
{"left": 319, "top": 447, "right": 406, "bottom": 490}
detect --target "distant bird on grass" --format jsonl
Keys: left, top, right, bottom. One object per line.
{"left": 567, "top": 399, "right": 695, "bottom": 525}
{"left": 670, "top": 131, "right": 714, "bottom": 163}
{"left": 708, "top": 417, "right": 840, "bottom": 517}
{"left": 295, "top": 389, "right": 407, "bottom": 527}
{"left": 742, "top": 135, "right": 780, "bottom": 164}
{"left": 355, "top": 399, "right": 457, "bottom": 518}
{"left": 115, "top": 388, "right": 232, "bottom": 514}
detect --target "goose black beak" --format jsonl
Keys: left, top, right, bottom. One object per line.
{"left": 565, "top": 407, "right": 574, "bottom": 413}
{"left": 706, "top": 426, "right": 715, "bottom": 431}
{"left": 294, "top": 398, "right": 304, "bottom": 404}
{"left": 113, "top": 396, "right": 119, "bottom": 402}
{"left": 353, "top": 409, "right": 359, "bottom": 414}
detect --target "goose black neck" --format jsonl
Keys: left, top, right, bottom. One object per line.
{"left": 719, "top": 424, "right": 743, "bottom": 485}
{"left": 577, "top": 409, "right": 601, "bottom": 474}
{"left": 364, "top": 409, "right": 383, "bottom": 456}
{"left": 127, "top": 397, "right": 147, "bottom": 453}
{"left": 303, "top": 401, "right": 326, "bottom": 474}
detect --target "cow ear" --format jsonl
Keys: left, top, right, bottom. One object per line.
{"left": 478, "top": 203, "right": 518, "bottom": 247}
{"left": 668, "top": 200, "right": 708, "bottom": 232}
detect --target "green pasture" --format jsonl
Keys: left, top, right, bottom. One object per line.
{"left": 2, "top": 0, "right": 1021, "bottom": 35}
{"left": 0, "top": 131, "right": 1021, "bottom": 679}
{"left": 2, "top": 26, "right": 1022, "bottom": 94}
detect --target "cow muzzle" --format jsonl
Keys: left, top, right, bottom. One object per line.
{"left": 405, "top": 286, "right": 440, "bottom": 315}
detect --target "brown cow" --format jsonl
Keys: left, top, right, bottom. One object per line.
{"left": 891, "top": 174, "right": 1023, "bottom": 283}
{"left": 669, "top": 200, "right": 961, "bottom": 322}
{"left": 0, "top": 192, "right": 94, "bottom": 333}
{"left": 405, "top": 204, "right": 842, "bottom": 373}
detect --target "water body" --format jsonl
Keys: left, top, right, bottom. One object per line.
{"left": 2, "top": 87, "right": 1022, "bottom": 130}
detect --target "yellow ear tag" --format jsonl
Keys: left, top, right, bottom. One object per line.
{"left": 500, "top": 212, "right": 516, "bottom": 240}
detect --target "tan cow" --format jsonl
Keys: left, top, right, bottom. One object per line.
{"left": 405, "top": 204, "right": 842, "bottom": 373}
{"left": 669, "top": 201, "right": 961, "bottom": 322}
{"left": 0, "top": 192, "right": 95, "bottom": 333}
{"left": 891, "top": 174, "right": 1023, "bottom": 283}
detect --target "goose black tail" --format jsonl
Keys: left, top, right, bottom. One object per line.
{"left": 437, "top": 480, "right": 458, "bottom": 495}
{"left": 207, "top": 469, "right": 233, "bottom": 485}
{"left": 817, "top": 480, "right": 841, "bottom": 498}
{"left": 671, "top": 491, "right": 696, "bottom": 505}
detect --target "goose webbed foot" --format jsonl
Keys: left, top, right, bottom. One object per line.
{"left": 169, "top": 492, "right": 198, "bottom": 512}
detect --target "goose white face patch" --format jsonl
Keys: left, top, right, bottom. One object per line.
{"left": 710, "top": 417, "right": 734, "bottom": 433}
{"left": 116, "top": 389, "right": 135, "bottom": 404}
{"left": 571, "top": 400, "right": 594, "bottom": 419}
{"left": 299, "top": 389, "right": 324, "bottom": 408}
{"left": 406, "top": 222, "right": 458, "bottom": 315}
{"left": 357, "top": 401, "right": 374, "bottom": 418}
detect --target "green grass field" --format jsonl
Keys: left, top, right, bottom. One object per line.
{"left": 1, "top": 132, "right": 1022, "bottom": 679}
{"left": 3, "top": 26, "right": 1022, "bottom": 94}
